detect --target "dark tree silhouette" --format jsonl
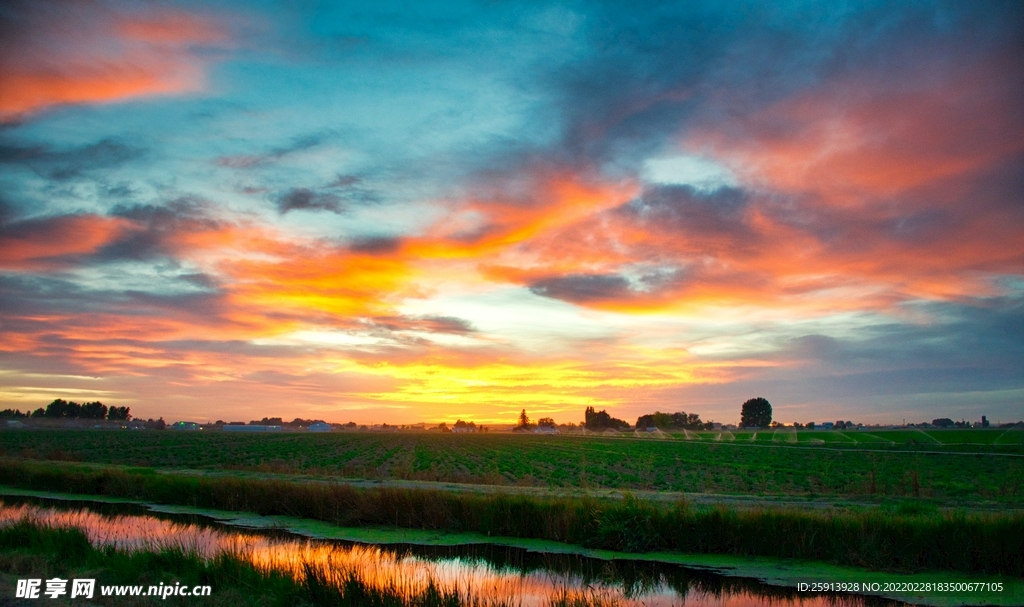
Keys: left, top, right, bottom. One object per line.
{"left": 740, "top": 397, "right": 772, "bottom": 428}
{"left": 44, "top": 399, "right": 80, "bottom": 418}
{"left": 584, "top": 406, "right": 630, "bottom": 430}
{"left": 42, "top": 399, "right": 109, "bottom": 419}
{"left": 514, "top": 409, "right": 535, "bottom": 431}
{"left": 80, "top": 401, "right": 108, "bottom": 419}
{"left": 635, "top": 411, "right": 704, "bottom": 430}
{"left": 107, "top": 406, "right": 131, "bottom": 421}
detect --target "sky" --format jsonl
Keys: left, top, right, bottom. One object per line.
{"left": 1, "top": 0, "right": 1022, "bottom": 426}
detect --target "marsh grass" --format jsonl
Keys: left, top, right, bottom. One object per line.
{"left": 0, "top": 519, "right": 525, "bottom": 606}
{"left": 0, "top": 459, "right": 1021, "bottom": 576}
{"left": 0, "top": 519, "right": 306, "bottom": 606}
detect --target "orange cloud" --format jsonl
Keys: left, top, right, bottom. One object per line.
{"left": 0, "top": 6, "right": 231, "bottom": 121}
{"left": 0, "top": 214, "right": 133, "bottom": 270}
{"left": 220, "top": 250, "right": 414, "bottom": 324}
{"left": 408, "top": 174, "right": 639, "bottom": 260}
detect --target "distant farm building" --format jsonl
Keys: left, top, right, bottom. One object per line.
{"left": 308, "top": 422, "right": 332, "bottom": 432}
{"left": 171, "top": 421, "right": 200, "bottom": 431}
{"left": 452, "top": 420, "right": 478, "bottom": 433}
{"left": 223, "top": 424, "right": 283, "bottom": 432}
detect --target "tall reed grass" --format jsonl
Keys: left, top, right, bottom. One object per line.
{"left": 0, "top": 519, "right": 514, "bottom": 606}
{"left": 0, "top": 459, "right": 1020, "bottom": 576}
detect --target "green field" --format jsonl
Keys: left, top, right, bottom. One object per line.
{"left": 2, "top": 429, "right": 1021, "bottom": 504}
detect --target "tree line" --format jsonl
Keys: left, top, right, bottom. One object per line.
{"left": 585, "top": 398, "right": 774, "bottom": 431}
{"left": 635, "top": 411, "right": 705, "bottom": 430}
{"left": 0, "top": 399, "right": 130, "bottom": 421}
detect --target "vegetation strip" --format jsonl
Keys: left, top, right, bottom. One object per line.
{"left": 0, "top": 488, "right": 1020, "bottom": 607}
{"left": 0, "top": 459, "right": 1020, "bottom": 579}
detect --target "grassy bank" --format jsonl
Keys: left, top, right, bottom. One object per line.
{"left": 0, "top": 519, "right": 504, "bottom": 606}
{"left": 2, "top": 430, "right": 1019, "bottom": 501}
{"left": 0, "top": 459, "right": 1020, "bottom": 577}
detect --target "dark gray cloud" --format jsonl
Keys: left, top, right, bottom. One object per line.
{"left": 0, "top": 138, "right": 145, "bottom": 180}
{"left": 276, "top": 188, "right": 345, "bottom": 214}
{"left": 0, "top": 275, "right": 85, "bottom": 316}
{"left": 178, "top": 273, "right": 219, "bottom": 289}
{"left": 0, "top": 273, "right": 223, "bottom": 323}
{"left": 328, "top": 174, "right": 361, "bottom": 188}
{"left": 529, "top": 273, "right": 631, "bottom": 303}
{"left": 526, "top": 267, "right": 701, "bottom": 305}
{"left": 99, "top": 198, "right": 220, "bottom": 262}
{"left": 623, "top": 185, "right": 752, "bottom": 239}
{"left": 348, "top": 236, "right": 401, "bottom": 254}
{"left": 119, "top": 289, "right": 225, "bottom": 319}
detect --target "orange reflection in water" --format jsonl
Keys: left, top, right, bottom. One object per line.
{"left": 0, "top": 503, "right": 845, "bottom": 607}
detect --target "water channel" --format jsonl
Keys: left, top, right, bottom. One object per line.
{"left": 0, "top": 496, "right": 904, "bottom": 606}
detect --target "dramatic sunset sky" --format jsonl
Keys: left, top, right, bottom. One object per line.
{"left": 1, "top": 1, "right": 1022, "bottom": 425}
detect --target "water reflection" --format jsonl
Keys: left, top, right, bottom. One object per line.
{"left": 0, "top": 497, "right": 902, "bottom": 607}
